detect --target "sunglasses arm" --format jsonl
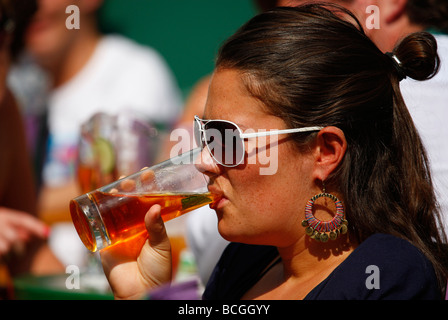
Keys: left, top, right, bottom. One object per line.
{"left": 239, "top": 127, "right": 324, "bottom": 139}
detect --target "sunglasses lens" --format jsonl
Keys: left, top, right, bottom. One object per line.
{"left": 203, "top": 121, "right": 244, "bottom": 166}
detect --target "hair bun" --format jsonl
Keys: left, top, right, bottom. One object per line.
{"left": 393, "top": 32, "right": 440, "bottom": 81}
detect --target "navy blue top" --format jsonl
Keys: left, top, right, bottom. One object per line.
{"left": 203, "top": 233, "right": 442, "bottom": 300}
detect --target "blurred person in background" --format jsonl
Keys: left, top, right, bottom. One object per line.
{"left": 0, "top": 0, "right": 63, "bottom": 286}
{"left": 8, "top": 0, "right": 182, "bottom": 268}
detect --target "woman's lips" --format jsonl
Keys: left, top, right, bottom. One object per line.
{"left": 210, "top": 196, "right": 228, "bottom": 210}
{"left": 208, "top": 185, "right": 227, "bottom": 210}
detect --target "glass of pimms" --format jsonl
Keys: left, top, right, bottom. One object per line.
{"left": 70, "top": 148, "right": 218, "bottom": 252}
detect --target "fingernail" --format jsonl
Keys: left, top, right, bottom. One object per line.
{"left": 43, "top": 225, "right": 51, "bottom": 238}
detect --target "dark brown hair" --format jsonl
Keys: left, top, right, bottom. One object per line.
{"left": 216, "top": 3, "right": 448, "bottom": 297}
{"left": 406, "top": 0, "right": 448, "bottom": 33}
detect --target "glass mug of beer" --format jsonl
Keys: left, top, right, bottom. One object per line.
{"left": 70, "top": 148, "right": 219, "bottom": 252}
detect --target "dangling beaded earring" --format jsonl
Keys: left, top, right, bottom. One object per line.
{"left": 301, "top": 184, "right": 348, "bottom": 242}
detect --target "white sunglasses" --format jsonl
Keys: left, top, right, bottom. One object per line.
{"left": 194, "top": 115, "right": 323, "bottom": 167}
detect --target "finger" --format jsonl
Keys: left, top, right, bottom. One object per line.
{"left": 0, "top": 239, "right": 9, "bottom": 257}
{"left": 144, "top": 205, "right": 170, "bottom": 251}
{"left": 0, "top": 226, "right": 18, "bottom": 243}
{"left": 138, "top": 205, "right": 172, "bottom": 287}
{"left": 16, "top": 227, "right": 33, "bottom": 242}
{"left": 17, "top": 215, "right": 50, "bottom": 239}
{"left": 120, "top": 179, "right": 136, "bottom": 192}
{"left": 3, "top": 210, "right": 49, "bottom": 239}
{"left": 140, "top": 169, "right": 155, "bottom": 184}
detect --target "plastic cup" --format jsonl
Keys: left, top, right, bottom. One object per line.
{"left": 77, "top": 112, "right": 158, "bottom": 193}
{"left": 69, "top": 148, "right": 217, "bottom": 252}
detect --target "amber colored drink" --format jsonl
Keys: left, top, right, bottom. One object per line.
{"left": 77, "top": 164, "right": 117, "bottom": 193}
{"left": 70, "top": 191, "right": 218, "bottom": 252}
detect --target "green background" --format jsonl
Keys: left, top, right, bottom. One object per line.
{"left": 98, "top": 0, "right": 258, "bottom": 98}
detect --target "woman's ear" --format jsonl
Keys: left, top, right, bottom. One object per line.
{"left": 312, "top": 126, "right": 347, "bottom": 182}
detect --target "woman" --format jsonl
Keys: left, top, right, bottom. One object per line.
{"left": 101, "top": 4, "right": 448, "bottom": 299}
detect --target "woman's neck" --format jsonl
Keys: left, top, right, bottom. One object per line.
{"left": 282, "top": 234, "right": 354, "bottom": 278}
{"left": 50, "top": 29, "right": 101, "bottom": 88}
{"left": 244, "top": 234, "right": 357, "bottom": 300}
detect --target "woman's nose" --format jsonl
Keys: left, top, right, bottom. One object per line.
{"left": 195, "top": 147, "right": 220, "bottom": 176}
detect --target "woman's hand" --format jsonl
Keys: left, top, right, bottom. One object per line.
{"left": 0, "top": 207, "right": 50, "bottom": 258}
{"left": 100, "top": 204, "right": 172, "bottom": 300}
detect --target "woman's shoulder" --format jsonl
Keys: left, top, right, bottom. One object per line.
{"left": 305, "top": 233, "right": 441, "bottom": 299}
{"left": 353, "top": 233, "right": 430, "bottom": 262}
